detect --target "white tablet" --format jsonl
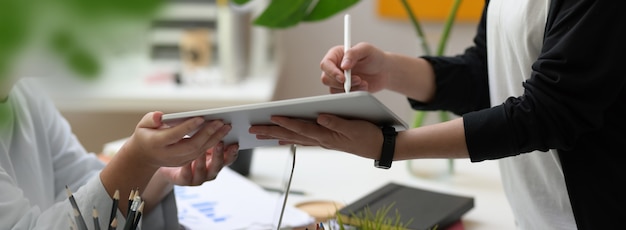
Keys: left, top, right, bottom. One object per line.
{"left": 162, "top": 91, "right": 409, "bottom": 150}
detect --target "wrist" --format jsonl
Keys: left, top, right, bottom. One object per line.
{"left": 386, "top": 55, "right": 435, "bottom": 102}
{"left": 99, "top": 144, "right": 160, "bottom": 205}
{"left": 113, "top": 142, "right": 161, "bottom": 175}
{"left": 375, "top": 126, "right": 397, "bottom": 169}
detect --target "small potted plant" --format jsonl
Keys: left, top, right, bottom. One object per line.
{"left": 332, "top": 203, "right": 419, "bottom": 230}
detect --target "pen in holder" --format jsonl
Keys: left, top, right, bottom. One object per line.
{"left": 66, "top": 186, "right": 88, "bottom": 230}
{"left": 67, "top": 187, "right": 144, "bottom": 230}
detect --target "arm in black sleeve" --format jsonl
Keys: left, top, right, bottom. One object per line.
{"left": 409, "top": 0, "right": 491, "bottom": 115}
{"left": 465, "top": 0, "right": 626, "bottom": 161}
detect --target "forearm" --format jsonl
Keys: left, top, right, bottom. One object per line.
{"left": 385, "top": 53, "right": 436, "bottom": 103}
{"left": 99, "top": 144, "right": 160, "bottom": 217}
{"left": 394, "top": 117, "right": 469, "bottom": 160}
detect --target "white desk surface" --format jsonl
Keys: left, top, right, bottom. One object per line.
{"left": 42, "top": 56, "right": 279, "bottom": 113}
{"left": 248, "top": 146, "right": 517, "bottom": 230}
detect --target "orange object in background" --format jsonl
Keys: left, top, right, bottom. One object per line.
{"left": 377, "top": 0, "right": 484, "bottom": 22}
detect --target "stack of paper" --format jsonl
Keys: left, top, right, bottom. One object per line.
{"left": 175, "top": 167, "right": 315, "bottom": 229}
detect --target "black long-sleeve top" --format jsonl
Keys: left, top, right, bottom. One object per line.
{"left": 410, "top": 0, "right": 626, "bottom": 229}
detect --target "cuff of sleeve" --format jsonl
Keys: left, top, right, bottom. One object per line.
{"left": 74, "top": 175, "right": 121, "bottom": 230}
{"left": 407, "top": 56, "right": 450, "bottom": 112}
{"left": 409, "top": 56, "right": 490, "bottom": 115}
{"left": 408, "top": 56, "right": 480, "bottom": 115}
{"left": 142, "top": 189, "right": 179, "bottom": 230}
{"left": 463, "top": 105, "right": 519, "bottom": 162}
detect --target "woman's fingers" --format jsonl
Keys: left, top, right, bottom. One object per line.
{"left": 223, "top": 145, "right": 240, "bottom": 166}
{"left": 319, "top": 46, "right": 346, "bottom": 82}
{"left": 192, "top": 150, "right": 208, "bottom": 185}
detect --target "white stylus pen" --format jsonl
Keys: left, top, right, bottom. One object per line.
{"left": 344, "top": 14, "right": 351, "bottom": 93}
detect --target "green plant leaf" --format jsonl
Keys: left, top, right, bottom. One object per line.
{"left": 49, "top": 29, "right": 74, "bottom": 55}
{"left": 66, "top": 48, "right": 100, "bottom": 79}
{"left": 231, "top": 0, "right": 251, "bottom": 5}
{"left": 0, "top": 0, "right": 29, "bottom": 81}
{"left": 303, "top": 0, "right": 359, "bottom": 22}
{"left": 64, "top": 0, "right": 164, "bottom": 18}
{"left": 252, "top": 0, "right": 314, "bottom": 28}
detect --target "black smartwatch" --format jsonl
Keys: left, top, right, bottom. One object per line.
{"left": 375, "top": 126, "right": 397, "bottom": 169}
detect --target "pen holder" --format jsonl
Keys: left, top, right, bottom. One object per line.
{"left": 228, "top": 149, "right": 253, "bottom": 176}
{"left": 217, "top": 0, "right": 252, "bottom": 85}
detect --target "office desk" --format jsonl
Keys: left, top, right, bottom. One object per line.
{"left": 248, "top": 146, "right": 517, "bottom": 230}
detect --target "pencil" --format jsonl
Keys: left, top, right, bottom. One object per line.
{"left": 68, "top": 213, "right": 77, "bottom": 230}
{"left": 108, "top": 190, "right": 119, "bottom": 230}
{"left": 126, "top": 189, "right": 135, "bottom": 215}
{"left": 66, "top": 186, "right": 88, "bottom": 230}
{"left": 110, "top": 218, "right": 118, "bottom": 230}
{"left": 93, "top": 206, "right": 101, "bottom": 230}
{"left": 123, "top": 195, "right": 141, "bottom": 230}
{"left": 73, "top": 208, "right": 86, "bottom": 230}
{"left": 131, "top": 201, "right": 144, "bottom": 230}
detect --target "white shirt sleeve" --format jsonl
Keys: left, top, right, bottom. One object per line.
{"left": 74, "top": 176, "right": 180, "bottom": 230}
{"left": 0, "top": 78, "right": 180, "bottom": 229}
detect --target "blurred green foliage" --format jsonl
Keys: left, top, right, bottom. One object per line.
{"left": 0, "top": 1, "right": 29, "bottom": 79}
{"left": 0, "top": 0, "right": 165, "bottom": 81}
{"left": 234, "top": 0, "right": 359, "bottom": 28}
{"left": 0, "top": 0, "right": 360, "bottom": 82}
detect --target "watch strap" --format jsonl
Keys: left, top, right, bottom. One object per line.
{"left": 375, "top": 126, "right": 397, "bottom": 169}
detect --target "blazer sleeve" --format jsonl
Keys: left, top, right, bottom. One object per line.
{"left": 464, "top": 0, "right": 626, "bottom": 161}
